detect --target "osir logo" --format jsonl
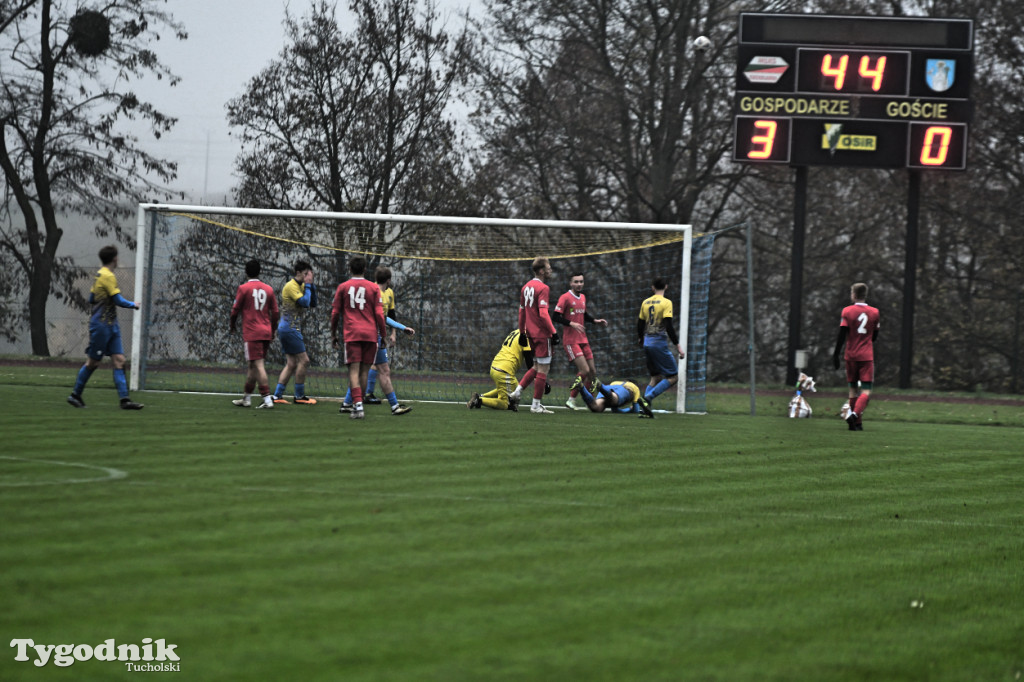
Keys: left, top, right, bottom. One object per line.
{"left": 10, "top": 638, "right": 180, "bottom": 671}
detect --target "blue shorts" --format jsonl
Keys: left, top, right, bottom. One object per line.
{"left": 644, "top": 336, "right": 678, "bottom": 378}
{"left": 279, "top": 329, "right": 306, "bottom": 355}
{"left": 86, "top": 324, "right": 123, "bottom": 360}
{"left": 374, "top": 346, "right": 389, "bottom": 366}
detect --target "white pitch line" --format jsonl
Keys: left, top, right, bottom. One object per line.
{"left": 123, "top": 480, "right": 1022, "bottom": 531}
{"left": 0, "top": 456, "right": 128, "bottom": 487}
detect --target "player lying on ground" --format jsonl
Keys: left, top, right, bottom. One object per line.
{"left": 570, "top": 377, "right": 654, "bottom": 418}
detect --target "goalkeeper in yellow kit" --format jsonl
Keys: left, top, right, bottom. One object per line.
{"left": 467, "top": 329, "right": 535, "bottom": 411}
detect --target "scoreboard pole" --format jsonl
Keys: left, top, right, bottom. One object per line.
{"left": 787, "top": 168, "right": 808, "bottom": 387}
{"left": 900, "top": 171, "right": 922, "bottom": 389}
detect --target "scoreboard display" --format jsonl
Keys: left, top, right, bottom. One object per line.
{"left": 733, "top": 14, "right": 973, "bottom": 170}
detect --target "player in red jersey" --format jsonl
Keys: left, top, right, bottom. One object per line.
{"left": 833, "top": 282, "right": 881, "bottom": 431}
{"left": 552, "top": 271, "right": 608, "bottom": 410}
{"left": 331, "top": 256, "right": 387, "bottom": 420}
{"left": 230, "top": 259, "right": 280, "bottom": 409}
{"left": 509, "top": 257, "right": 559, "bottom": 414}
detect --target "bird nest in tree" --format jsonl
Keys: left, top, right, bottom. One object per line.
{"left": 69, "top": 10, "right": 110, "bottom": 57}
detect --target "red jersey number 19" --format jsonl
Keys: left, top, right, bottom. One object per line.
{"left": 348, "top": 286, "right": 366, "bottom": 310}
{"left": 251, "top": 288, "right": 267, "bottom": 310}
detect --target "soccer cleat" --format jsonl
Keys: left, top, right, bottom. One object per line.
{"left": 256, "top": 400, "right": 274, "bottom": 409}
{"left": 854, "top": 424, "right": 864, "bottom": 431}
{"left": 530, "top": 404, "right": 554, "bottom": 414}
{"left": 339, "top": 402, "right": 353, "bottom": 414}
{"left": 232, "top": 398, "right": 251, "bottom": 407}
{"left": 846, "top": 411, "right": 859, "bottom": 428}
{"left": 391, "top": 404, "right": 412, "bottom": 415}
{"left": 120, "top": 399, "right": 144, "bottom": 410}
{"left": 350, "top": 409, "right": 365, "bottom": 420}
{"left": 364, "top": 393, "right": 382, "bottom": 405}
{"left": 507, "top": 395, "right": 519, "bottom": 412}
{"left": 67, "top": 394, "right": 85, "bottom": 408}
{"left": 273, "top": 396, "right": 290, "bottom": 404}
{"left": 590, "top": 378, "right": 601, "bottom": 395}
{"left": 636, "top": 396, "right": 654, "bottom": 419}
{"left": 569, "top": 375, "right": 584, "bottom": 393}
{"left": 467, "top": 393, "right": 482, "bottom": 409}
{"left": 565, "top": 397, "right": 581, "bottom": 411}
{"left": 294, "top": 396, "right": 317, "bottom": 405}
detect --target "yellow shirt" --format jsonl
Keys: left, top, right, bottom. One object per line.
{"left": 90, "top": 266, "right": 121, "bottom": 326}
{"left": 492, "top": 329, "right": 531, "bottom": 375}
{"left": 639, "top": 295, "right": 673, "bottom": 337}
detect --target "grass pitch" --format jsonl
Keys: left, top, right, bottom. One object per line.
{"left": 1, "top": 367, "right": 1022, "bottom": 681}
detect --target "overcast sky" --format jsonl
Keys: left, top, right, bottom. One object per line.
{"left": 134, "top": 0, "right": 474, "bottom": 205}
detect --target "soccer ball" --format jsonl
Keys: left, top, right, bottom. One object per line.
{"left": 693, "top": 35, "right": 712, "bottom": 53}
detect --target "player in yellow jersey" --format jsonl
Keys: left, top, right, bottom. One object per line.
{"left": 569, "top": 377, "right": 654, "bottom": 417}
{"left": 638, "top": 276, "right": 685, "bottom": 406}
{"left": 67, "top": 245, "right": 144, "bottom": 410}
{"left": 272, "top": 260, "right": 317, "bottom": 404}
{"left": 467, "top": 329, "right": 535, "bottom": 411}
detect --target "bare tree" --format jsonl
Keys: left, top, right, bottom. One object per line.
{"left": 0, "top": 0, "right": 185, "bottom": 355}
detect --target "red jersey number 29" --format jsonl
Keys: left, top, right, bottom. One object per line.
{"left": 348, "top": 286, "right": 366, "bottom": 310}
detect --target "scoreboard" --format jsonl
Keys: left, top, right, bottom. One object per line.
{"left": 733, "top": 14, "right": 973, "bottom": 170}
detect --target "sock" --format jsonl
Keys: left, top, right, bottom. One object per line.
{"left": 854, "top": 393, "right": 870, "bottom": 420}
{"left": 367, "top": 369, "right": 378, "bottom": 394}
{"left": 519, "top": 367, "right": 537, "bottom": 389}
{"left": 294, "top": 383, "right": 305, "bottom": 399}
{"left": 344, "top": 388, "right": 352, "bottom": 404}
{"left": 73, "top": 365, "right": 95, "bottom": 395}
{"left": 386, "top": 391, "right": 398, "bottom": 407}
{"left": 351, "top": 387, "right": 363, "bottom": 406}
{"left": 597, "top": 383, "right": 613, "bottom": 400}
{"left": 274, "top": 382, "right": 286, "bottom": 398}
{"left": 113, "top": 368, "right": 129, "bottom": 399}
{"left": 244, "top": 381, "right": 256, "bottom": 396}
{"left": 533, "top": 372, "right": 547, "bottom": 400}
{"left": 646, "top": 378, "right": 672, "bottom": 400}
{"left": 579, "top": 385, "right": 594, "bottom": 404}
{"left": 258, "top": 384, "right": 270, "bottom": 397}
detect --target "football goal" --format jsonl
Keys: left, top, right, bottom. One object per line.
{"left": 130, "top": 204, "right": 716, "bottom": 413}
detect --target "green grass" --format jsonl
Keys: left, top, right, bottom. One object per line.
{"left": 1, "top": 366, "right": 1023, "bottom": 681}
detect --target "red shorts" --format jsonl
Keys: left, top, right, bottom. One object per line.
{"left": 564, "top": 342, "right": 593, "bottom": 363}
{"left": 529, "top": 337, "right": 552, "bottom": 361}
{"left": 344, "top": 340, "right": 378, "bottom": 365}
{"left": 846, "top": 360, "right": 874, "bottom": 385}
{"left": 244, "top": 340, "right": 270, "bottom": 362}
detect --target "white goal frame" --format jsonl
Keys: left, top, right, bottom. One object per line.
{"left": 131, "top": 203, "right": 693, "bottom": 413}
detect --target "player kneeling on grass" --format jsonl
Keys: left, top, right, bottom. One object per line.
{"left": 468, "top": 329, "right": 536, "bottom": 411}
{"left": 67, "top": 245, "right": 144, "bottom": 410}
{"left": 571, "top": 377, "right": 654, "bottom": 418}
{"left": 273, "top": 260, "right": 318, "bottom": 405}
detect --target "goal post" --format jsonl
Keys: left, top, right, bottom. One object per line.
{"left": 131, "top": 203, "right": 713, "bottom": 414}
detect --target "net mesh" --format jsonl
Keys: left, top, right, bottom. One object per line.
{"left": 134, "top": 208, "right": 714, "bottom": 412}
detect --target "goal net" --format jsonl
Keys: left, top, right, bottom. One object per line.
{"left": 131, "top": 205, "right": 715, "bottom": 413}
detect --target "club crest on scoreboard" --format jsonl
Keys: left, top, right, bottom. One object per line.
{"left": 925, "top": 59, "right": 956, "bottom": 92}
{"left": 744, "top": 56, "right": 788, "bottom": 84}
